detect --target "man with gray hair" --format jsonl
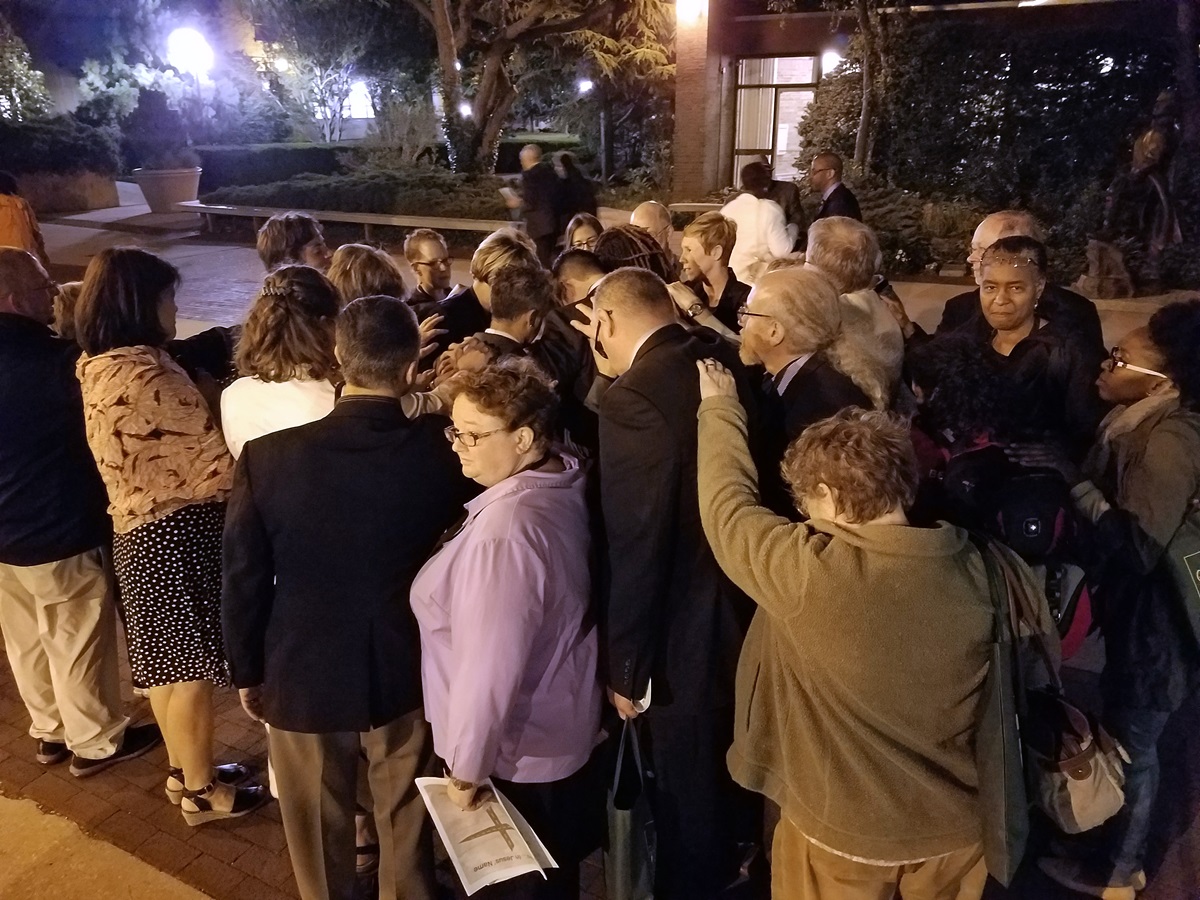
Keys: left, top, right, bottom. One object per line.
{"left": 0, "top": 247, "right": 161, "bottom": 775}
{"left": 505, "top": 144, "right": 561, "bottom": 267}
{"left": 737, "top": 267, "right": 879, "bottom": 515}
{"left": 804, "top": 216, "right": 904, "bottom": 387}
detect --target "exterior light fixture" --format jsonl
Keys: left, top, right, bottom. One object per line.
{"left": 166, "top": 27, "right": 214, "bottom": 79}
{"left": 273, "top": 57, "right": 290, "bottom": 73}
{"left": 677, "top": 0, "right": 707, "bottom": 26}
{"left": 821, "top": 50, "right": 844, "bottom": 75}
{"left": 458, "top": 101, "right": 472, "bottom": 118}
{"left": 578, "top": 79, "right": 594, "bottom": 95}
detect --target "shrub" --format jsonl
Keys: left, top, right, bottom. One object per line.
{"left": 0, "top": 115, "right": 120, "bottom": 176}
{"left": 0, "top": 14, "right": 50, "bottom": 121}
{"left": 202, "top": 168, "right": 511, "bottom": 220}
{"left": 195, "top": 143, "right": 351, "bottom": 192}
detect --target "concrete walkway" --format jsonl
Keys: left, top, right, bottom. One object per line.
{"left": 0, "top": 795, "right": 208, "bottom": 900}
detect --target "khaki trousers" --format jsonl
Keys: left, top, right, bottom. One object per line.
{"left": 0, "top": 549, "right": 127, "bottom": 758}
{"left": 270, "top": 707, "right": 435, "bottom": 900}
{"left": 772, "top": 817, "right": 988, "bottom": 900}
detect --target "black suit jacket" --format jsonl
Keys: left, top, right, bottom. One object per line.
{"left": 420, "top": 287, "right": 490, "bottom": 362}
{"left": 757, "top": 354, "right": 873, "bottom": 517}
{"left": 597, "top": 324, "right": 755, "bottom": 714}
{"left": 815, "top": 182, "right": 862, "bottom": 221}
{"left": 474, "top": 330, "right": 526, "bottom": 359}
{"left": 222, "top": 397, "right": 477, "bottom": 733}
{"left": 521, "top": 162, "right": 562, "bottom": 239}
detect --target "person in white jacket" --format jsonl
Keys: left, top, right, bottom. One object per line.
{"left": 720, "top": 162, "right": 798, "bottom": 284}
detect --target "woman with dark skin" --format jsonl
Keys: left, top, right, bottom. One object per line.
{"left": 1011, "top": 299, "right": 1200, "bottom": 900}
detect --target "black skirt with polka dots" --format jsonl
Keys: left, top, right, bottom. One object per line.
{"left": 111, "top": 502, "right": 229, "bottom": 688}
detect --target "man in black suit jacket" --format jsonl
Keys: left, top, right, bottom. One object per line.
{"left": 223, "top": 296, "right": 476, "bottom": 900}
{"left": 738, "top": 268, "right": 874, "bottom": 517}
{"left": 511, "top": 144, "right": 561, "bottom": 267}
{"left": 809, "top": 152, "right": 862, "bottom": 221}
{"left": 576, "top": 268, "right": 758, "bottom": 898}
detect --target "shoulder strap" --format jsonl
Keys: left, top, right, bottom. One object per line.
{"left": 969, "top": 533, "right": 1025, "bottom": 700}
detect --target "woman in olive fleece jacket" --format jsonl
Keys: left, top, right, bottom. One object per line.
{"left": 694, "top": 369, "right": 1054, "bottom": 897}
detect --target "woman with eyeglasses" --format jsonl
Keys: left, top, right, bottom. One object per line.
{"left": 563, "top": 212, "right": 603, "bottom": 254}
{"left": 1011, "top": 298, "right": 1200, "bottom": 900}
{"left": 410, "top": 359, "right": 601, "bottom": 900}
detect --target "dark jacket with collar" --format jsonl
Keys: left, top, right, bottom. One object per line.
{"left": 222, "top": 396, "right": 478, "bottom": 733}
{"left": 937, "top": 283, "right": 1105, "bottom": 357}
{"left": 595, "top": 323, "right": 757, "bottom": 713}
{"left": 815, "top": 183, "right": 862, "bottom": 222}
{"left": 684, "top": 268, "right": 750, "bottom": 333}
{"left": 757, "top": 354, "right": 874, "bottom": 517}
{"left": 521, "top": 161, "right": 562, "bottom": 239}
{"left": 475, "top": 329, "right": 526, "bottom": 359}
{"left": 0, "top": 313, "right": 110, "bottom": 565}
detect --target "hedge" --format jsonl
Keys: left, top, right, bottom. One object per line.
{"left": 495, "top": 133, "right": 582, "bottom": 173}
{"left": 194, "top": 143, "right": 355, "bottom": 193}
{"left": 0, "top": 116, "right": 120, "bottom": 177}
{"left": 202, "top": 169, "right": 511, "bottom": 220}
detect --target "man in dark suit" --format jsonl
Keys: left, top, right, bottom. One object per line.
{"left": 509, "top": 144, "right": 561, "bottom": 267}
{"left": 738, "top": 267, "right": 873, "bottom": 517}
{"left": 809, "top": 152, "right": 862, "bottom": 221}
{"left": 223, "top": 295, "right": 476, "bottom": 900}
{"left": 575, "top": 268, "right": 757, "bottom": 898}
{"left": 471, "top": 264, "right": 556, "bottom": 360}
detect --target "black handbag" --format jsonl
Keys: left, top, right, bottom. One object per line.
{"left": 604, "top": 718, "right": 656, "bottom": 900}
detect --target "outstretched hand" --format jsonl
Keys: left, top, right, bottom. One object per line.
{"left": 697, "top": 358, "right": 737, "bottom": 400}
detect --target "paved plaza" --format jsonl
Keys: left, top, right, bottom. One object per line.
{"left": 1, "top": 185, "right": 1196, "bottom": 899}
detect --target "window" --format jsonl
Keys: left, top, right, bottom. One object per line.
{"left": 733, "top": 55, "right": 819, "bottom": 182}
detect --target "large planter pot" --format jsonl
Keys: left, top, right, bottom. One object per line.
{"left": 132, "top": 167, "right": 202, "bottom": 213}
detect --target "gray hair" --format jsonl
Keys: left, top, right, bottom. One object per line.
{"left": 806, "top": 217, "right": 881, "bottom": 293}
{"left": 758, "top": 267, "right": 891, "bottom": 410}
{"left": 983, "top": 209, "right": 1045, "bottom": 243}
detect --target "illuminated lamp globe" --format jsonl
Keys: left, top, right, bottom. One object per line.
{"left": 167, "top": 28, "right": 214, "bottom": 79}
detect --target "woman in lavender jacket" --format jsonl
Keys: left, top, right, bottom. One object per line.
{"left": 410, "top": 359, "right": 602, "bottom": 900}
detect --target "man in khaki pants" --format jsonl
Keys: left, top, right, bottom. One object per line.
{"left": 0, "top": 248, "right": 160, "bottom": 775}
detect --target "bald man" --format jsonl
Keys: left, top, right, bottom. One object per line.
{"left": 0, "top": 248, "right": 160, "bottom": 775}
{"left": 514, "top": 144, "right": 561, "bottom": 267}
{"left": 932, "top": 211, "right": 1103, "bottom": 350}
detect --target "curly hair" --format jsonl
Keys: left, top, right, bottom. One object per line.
{"left": 75, "top": 248, "right": 180, "bottom": 355}
{"left": 782, "top": 408, "right": 918, "bottom": 522}
{"left": 593, "top": 224, "right": 675, "bottom": 282}
{"left": 327, "top": 243, "right": 409, "bottom": 306}
{"left": 236, "top": 265, "right": 340, "bottom": 382}
{"left": 450, "top": 357, "right": 560, "bottom": 450}
{"left": 1148, "top": 297, "right": 1200, "bottom": 410}
{"left": 908, "top": 334, "right": 1014, "bottom": 442}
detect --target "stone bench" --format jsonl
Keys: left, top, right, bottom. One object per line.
{"left": 667, "top": 202, "right": 724, "bottom": 214}
{"left": 174, "top": 201, "right": 518, "bottom": 242}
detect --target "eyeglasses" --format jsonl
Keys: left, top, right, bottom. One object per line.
{"left": 736, "top": 305, "right": 772, "bottom": 324}
{"left": 570, "top": 236, "right": 598, "bottom": 251}
{"left": 413, "top": 258, "right": 452, "bottom": 269}
{"left": 1108, "top": 347, "right": 1168, "bottom": 379}
{"left": 810, "top": 167, "right": 834, "bottom": 177}
{"left": 444, "top": 426, "right": 505, "bottom": 448}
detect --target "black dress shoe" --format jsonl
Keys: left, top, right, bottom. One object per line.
{"left": 70, "top": 723, "right": 163, "bottom": 777}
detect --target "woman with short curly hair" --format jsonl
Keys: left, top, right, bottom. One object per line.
{"left": 693, "top": 360, "right": 1056, "bottom": 900}
{"left": 410, "top": 358, "right": 601, "bottom": 899}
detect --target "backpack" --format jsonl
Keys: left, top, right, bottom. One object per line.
{"left": 943, "top": 446, "right": 1073, "bottom": 561}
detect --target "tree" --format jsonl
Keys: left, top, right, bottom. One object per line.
{"left": 1177, "top": 0, "right": 1200, "bottom": 150}
{"left": 0, "top": 14, "right": 51, "bottom": 121}
{"left": 389, "top": 0, "right": 672, "bottom": 172}
{"left": 768, "top": 0, "right": 899, "bottom": 174}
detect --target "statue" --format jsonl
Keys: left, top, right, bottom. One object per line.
{"left": 1096, "top": 90, "right": 1184, "bottom": 292}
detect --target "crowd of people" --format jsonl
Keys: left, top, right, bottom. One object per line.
{"left": 1, "top": 152, "right": 1199, "bottom": 900}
